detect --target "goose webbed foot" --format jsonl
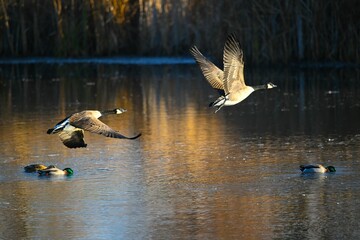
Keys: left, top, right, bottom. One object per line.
{"left": 214, "top": 105, "right": 224, "bottom": 113}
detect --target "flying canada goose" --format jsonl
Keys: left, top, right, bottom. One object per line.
{"left": 24, "top": 164, "right": 55, "bottom": 173}
{"left": 47, "top": 108, "right": 141, "bottom": 148}
{"left": 190, "top": 33, "right": 277, "bottom": 113}
{"left": 38, "top": 166, "right": 74, "bottom": 176}
{"left": 300, "top": 164, "right": 336, "bottom": 173}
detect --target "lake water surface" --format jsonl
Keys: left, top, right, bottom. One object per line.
{"left": 0, "top": 62, "right": 360, "bottom": 239}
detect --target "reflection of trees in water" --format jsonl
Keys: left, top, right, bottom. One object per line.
{"left": 0, "top": 64, "right": 360, "bottom": 153}
{"left": 0, "top": 64, "right": 212, "bottom": 113}
{"left": 212, "top": 67, "right": 360, "bottom": 138}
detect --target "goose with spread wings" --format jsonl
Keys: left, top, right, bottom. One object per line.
{"left": 47, "top": 108, "right": 141, "bottom": 148}
{"left": 190, "top": 33, "right": 277, "bottom": 113}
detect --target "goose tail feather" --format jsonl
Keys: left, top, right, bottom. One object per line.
{"left": 126, "top": 133, "right": 142, "bottom": 140}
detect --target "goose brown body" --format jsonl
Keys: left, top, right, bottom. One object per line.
{"left": 190, "top": 33, "right": 276, "bottom": 113}
{"left": 47, "top": 108, "right": 141, "bottom": 148}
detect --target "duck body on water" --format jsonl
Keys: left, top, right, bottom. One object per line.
{"left": 24, "top": 164, "right": 51, "bottom": 173}
{"left": 37, "top": 166, "right": 74, "bottom": 176}
{"left": 300, "top": 164, "right": 336, "bottom": 173}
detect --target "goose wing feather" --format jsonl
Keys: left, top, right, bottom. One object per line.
{"left": 58, "top": 127, "right": 87, "bottom": 148}
{"left": 223, "top": 34, "right": 246, "bottom": 96}
{"left": 190, "top": 46, "right": 224, "bottom": 91}
{"left": 71, "top": 116, "right": 141, "bottom": 140}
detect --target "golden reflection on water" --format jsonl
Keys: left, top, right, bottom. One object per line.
{"left": 1, "top": 65, "right": 360, "bottom": 239}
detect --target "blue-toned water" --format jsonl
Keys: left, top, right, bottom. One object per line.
{"left": 1, "top": 62, "right": 360, "bottom": 239}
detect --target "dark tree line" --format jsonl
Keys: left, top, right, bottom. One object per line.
{"left": 0, "top": 0, "right": 359, "bottom": 64}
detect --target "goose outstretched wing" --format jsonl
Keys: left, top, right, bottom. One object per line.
{"left": 223, "top": 33, "right": 246, "bottom": 95}
{"left": 190, "top": 46, "right": 224, "bottom": 92}
{"left": 71, "top": 117, "right": 141, "bottom": 140}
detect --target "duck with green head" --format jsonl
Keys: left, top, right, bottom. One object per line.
{"left": 38, "top": 166, "right": 74, "bottom": 176}
{"left": 300, "top": 164, "right": 336, "bottom": 173}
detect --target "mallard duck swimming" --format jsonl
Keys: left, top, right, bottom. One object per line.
{"left": 190, "top": 33, "right": 277, "bottom": 113}
{"left": 24, "top": 164, "right": 55, "bottom": 173}
{"left": 47, "top": 108, "right": 141, "bottom": 148}
{"left": 300, "top": 164, "right": 336, "bottom": 173}
{"left": 38, "top": 166, "right": 74, "bottom": 176}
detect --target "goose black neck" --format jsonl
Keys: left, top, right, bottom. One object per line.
{"left": 252, "top": 84, "right": 267, "bottom": 91}
{"left": 101, "top": 109, "right": 116, "bottom": 115}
